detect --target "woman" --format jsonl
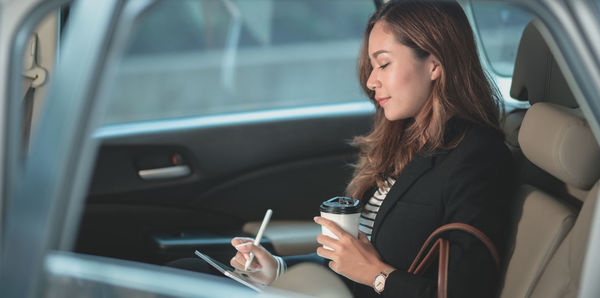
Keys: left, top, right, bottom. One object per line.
{"left": 230, "top": 1, "right": 514, "bottom": 297}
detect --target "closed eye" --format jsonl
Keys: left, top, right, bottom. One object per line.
{"left": 379, "top": 63, "right": 390, "bottom": 70}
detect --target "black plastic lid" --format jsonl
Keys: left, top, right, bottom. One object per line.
{"left": 319, "top": 196, "right": 361, "bottom": 214}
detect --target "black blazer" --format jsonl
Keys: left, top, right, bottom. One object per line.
{"left": 348, "top": 119, "right": 515, "bottom": 298}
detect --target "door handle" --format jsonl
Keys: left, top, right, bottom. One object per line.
{"left": 138, "top": 165, "right": 191, "bottom": 180}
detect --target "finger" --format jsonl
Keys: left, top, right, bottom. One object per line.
{"left": 314, "top": 216, "right": 347, "bottom": 239}
{"left": 231, "top": 237, "right": 254, "bottom": 246}
{"left": 316, "top": 234, "right": 341, "bottom": 251}
{"left": 232, "top": 242, "right": 253, "bottom": 262}
{"left": 316, "top": 246, "right": 337, "bottom": 261}
{"left": 231, "top": 253, "right": 261, "bottom": 271}
{"left": 230, "top": 254, "right": 245, "bottom": 270}
{"left": 328, "top": 260, "right": 339, "bottom": 272}
{"left": 234, "top": 242, "right": 253, "bottom": 254}
{"left": 358, "top": 232, "right": 370, "bottom": 243}
{"left": 236, "top": 251, "right": 249, "bottom": 263}
{"left": 247, "top": 243, "right": 272, "bottom": 262}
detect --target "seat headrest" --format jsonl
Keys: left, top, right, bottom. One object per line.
{"left": 519, "top": 103, "right": 600, "bottom": 194}
{"left": 510, "top": 19, "right": 577, "bottom": 108}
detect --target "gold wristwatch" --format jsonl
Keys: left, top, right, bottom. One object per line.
{"left": 373, "top": 268, "right": 395, "bottom": 294}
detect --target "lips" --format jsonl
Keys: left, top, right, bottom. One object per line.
{"left": 375, "top": 97, "right": 390, "bottom": 106}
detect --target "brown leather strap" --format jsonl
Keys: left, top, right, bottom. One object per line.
{"left": 409, "top": 238, "right": 436, "bottom": 274}
{"left": 413, "top": 238, "right": 442, "bottom": 275}
{"left": 407, "top": 223, "right": 500, "bottom": 298}
{"left": 437, "top": 223, "right": 500, "bottom": 267}
{"left": 437, "top": 239, "right": 449, "bottom": 298}
{"left": 408, "top": 223, "right": 500, "bottom": 272}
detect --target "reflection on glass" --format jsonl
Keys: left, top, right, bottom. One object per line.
{"left": 102, "top": 0, "right": 373, "bottom": 125}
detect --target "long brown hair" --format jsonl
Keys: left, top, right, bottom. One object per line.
{"left": 346, "top": 0, "right": 503, "bottom": 200}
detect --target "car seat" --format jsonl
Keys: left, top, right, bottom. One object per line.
{"left": 499, "top": 19, "right": 600, "bottom": 298}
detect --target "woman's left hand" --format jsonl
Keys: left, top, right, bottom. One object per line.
{"left": 314, "top": 216, "right": 392, "bottom": 286}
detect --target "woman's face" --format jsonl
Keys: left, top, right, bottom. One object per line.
{"left": 366, "top": 21, "right": 441, "bottom": 121}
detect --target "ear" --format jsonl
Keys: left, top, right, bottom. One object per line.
{"left": 429, "top": 56, "right": 442, "bottom": 81}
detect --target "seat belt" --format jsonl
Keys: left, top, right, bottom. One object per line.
{"left": 21, "top": 34, "right": 47, "bottom": 154}
{"left": 21, "top": 81, "right": 35, "bottom": 154}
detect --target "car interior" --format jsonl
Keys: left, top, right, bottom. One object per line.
{"left": 8, "top": 0, "right": 600, "bottom": 297}
{"left": 266, "top": 17, "right": 600, "bottom": 298}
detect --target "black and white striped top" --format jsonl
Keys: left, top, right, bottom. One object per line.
{"left": 359, "top": 178, "right": 396, "bottom": 240}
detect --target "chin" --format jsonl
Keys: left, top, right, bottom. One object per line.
{"left": 383, "top": 110, "right": 410, "bottom": 122}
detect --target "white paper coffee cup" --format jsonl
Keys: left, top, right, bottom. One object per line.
{"left": 319, "top": 196, "right": 361, "bottom": 250}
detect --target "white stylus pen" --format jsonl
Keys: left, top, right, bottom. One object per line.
{"left": 244, "top": 209, "right": 273, "bottom": 271}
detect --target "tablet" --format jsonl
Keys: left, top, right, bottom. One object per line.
{"left": 194, "top": 250, "right": 267, "bottom": 292}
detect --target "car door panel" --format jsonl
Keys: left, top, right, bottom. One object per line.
{"left": 76, "top": 112, "right": 372, "bottom": 264}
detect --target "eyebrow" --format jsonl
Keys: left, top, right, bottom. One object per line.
{"left": 370, "top": 50, "right": 390, "bottom": 59}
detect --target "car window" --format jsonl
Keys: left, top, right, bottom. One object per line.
{"left": 101, "top": 0, "right": 374, "bottom": 125}
{"left": 471, "top": 2, "right": 531, "bottom": 77}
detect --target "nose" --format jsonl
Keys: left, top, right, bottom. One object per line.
{"left": 366, "top": 70, "right": 380, "bottom": 90}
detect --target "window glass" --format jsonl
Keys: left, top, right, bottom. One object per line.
{"left": 471, "top": 2, "right": 532, "bottom": 77}
{"left": 102, "top": 0, "right": 373, "bottom": 125}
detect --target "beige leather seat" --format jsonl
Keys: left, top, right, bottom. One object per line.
{"left": 501, "top": 103, "right": 600, "bottom": 298}
{"left": 527, "top": 107, "right": 600, "bottom": 298}
{"left": 505, "top": 19, "right": 581, "bottom": 202}
{"left": 500, "top": 19, "right": 600, "bottom": 298}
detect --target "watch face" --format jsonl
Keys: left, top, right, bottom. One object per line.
{"left": 375, "top": 274, "right": 386, "bottom": 292}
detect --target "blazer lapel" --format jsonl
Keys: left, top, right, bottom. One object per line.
{"left": 370, "top": 153, "right": 434, "bottom": 243}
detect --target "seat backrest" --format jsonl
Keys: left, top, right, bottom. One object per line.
{"left": 500, "top": 103, "right": 587, "bottom": 298}
{"left": 500, "top": 185, "right": 576, "bottom": 298}
{"left": 523, "top": 104, "right": 600, "bottom": 298}
{"left": 531, "top": 182, "right": 599, "bottom": 298}
{"left": 499, "top": 19, "right": 600, "bottom": 298}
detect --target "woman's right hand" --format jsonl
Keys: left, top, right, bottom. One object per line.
{"left": 230, "top": 237, "right": 279, "bottom": 285}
